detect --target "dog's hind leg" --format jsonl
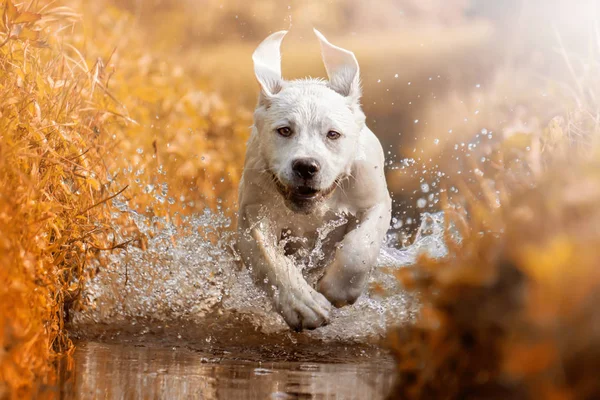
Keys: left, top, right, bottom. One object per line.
{"left": 317, "top": 199, "right": 391, "bottom": 307}
{"left": 238, "top": 205, "right": 332, "bottom": 330}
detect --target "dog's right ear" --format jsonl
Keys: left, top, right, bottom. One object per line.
{"left": 314, "top": 28, "right": 361, "bottom": 103}
{"left": 252, "top": 30, "right": 287, "bottom": 105}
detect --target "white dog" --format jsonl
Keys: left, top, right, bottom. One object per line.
{"left": 237, "top": 29, "right": 391, "bottom": 331}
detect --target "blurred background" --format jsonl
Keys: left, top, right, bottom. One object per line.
{"left": 105, "top": 0, "right": 599, "bottom": 235}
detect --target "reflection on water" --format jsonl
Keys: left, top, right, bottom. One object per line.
{"left": 57, "top": 341, "right": 396, "bottom": 399}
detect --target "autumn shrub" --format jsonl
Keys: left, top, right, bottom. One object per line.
{"left": 387, "top": 49, "right": 600, "bottom": 399}
{"left": 388, "top": 151, "right": 600, "bottom": 399}
{"left": 0, "top": 1, "right": 112, "bottom": 396}
{"left": 0, "top": 0, "right": 250, "bottom": 396}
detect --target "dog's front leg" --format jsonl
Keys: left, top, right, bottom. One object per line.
{"left": 318, "top": 200, "right": 391, "bottom": 307}
{"left": 238, "top": 205, "right": 331, "bottom": 330}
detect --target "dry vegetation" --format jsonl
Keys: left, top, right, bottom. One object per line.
{"left": 387, "top": 35, "right": 600, "bottom": 398}
{"left": 389, "top": 152, "right": 600, "bottom": 399}
{"left": 0, "top": 0, "right": 249, "bottom": 396}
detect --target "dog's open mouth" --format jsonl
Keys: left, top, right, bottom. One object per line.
{"left": 291, "top": 185, "right": 321, "bottom": 199}
{"left": 272, "top": 174, "right": 338, "bottom": 211}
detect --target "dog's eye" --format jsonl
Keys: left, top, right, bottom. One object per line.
{"left": 326, "top": 130, "right": 341, "bottom": 140}
{"left": 277, "top": 127, "right": 293, "bottom": 137}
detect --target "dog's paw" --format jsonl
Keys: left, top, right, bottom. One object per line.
{"left": 275, "top": 283, "right": 331, "bottom": 331}
{"left": 317, "top": 269, "right": 365, "bottom": 308}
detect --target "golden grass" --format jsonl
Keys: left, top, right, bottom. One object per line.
{"left": 0, "top": 0, "right": 250, "bottom": 396}
{"left": 0, "top": 1, "right": 116, "bottom": 395}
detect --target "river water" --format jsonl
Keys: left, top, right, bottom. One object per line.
{"left": 55, "top": 206, "right": 447, "bottom": 399}
{"left": 56, "top": 339, "right": 395, "bottom": 399}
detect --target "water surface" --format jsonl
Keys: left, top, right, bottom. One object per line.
{"left": 57, "top": 337, "right": 396, "bottom": 399}
{"left": 58, "top": 208, "right": 446, "bottom": 399}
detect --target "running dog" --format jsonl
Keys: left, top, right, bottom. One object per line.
{"left": 237, "top": 29, "right": 391, "bottom": 331}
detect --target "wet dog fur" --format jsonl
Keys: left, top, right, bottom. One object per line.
{"left": 237, "top": 29, "right": 391, "bottom": 330}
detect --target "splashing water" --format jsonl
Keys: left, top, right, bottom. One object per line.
{"left": 74, "top": 196, "right": 447, "bottom": 343}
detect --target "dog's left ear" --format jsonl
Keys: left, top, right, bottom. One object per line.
{"left": 314, "top": 28, "right": 361, "bottom": 102}
{"left": 253, "top": 30, "right": 287, "bottom": 105}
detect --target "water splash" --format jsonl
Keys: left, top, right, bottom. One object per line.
{"left": 74, "top": 195, "right": 447, "bottom": 342}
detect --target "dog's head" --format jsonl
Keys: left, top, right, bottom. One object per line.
{"left": 252, "top": 29, "right": 366, "bottom": 214}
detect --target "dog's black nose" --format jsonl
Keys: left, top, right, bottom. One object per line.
{"left": 292, "top": 158, "right": 320, "bottom": 180}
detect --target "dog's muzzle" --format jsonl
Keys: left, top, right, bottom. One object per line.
{"left": 272, "top": 174, "right": 338, "bottom": 213}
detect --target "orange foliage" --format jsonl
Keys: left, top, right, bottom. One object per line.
{"left": 388, "top": 137, "right": 600, "bottom": 398}
{"left": 0, "top": 0, "right": 250, "bottom": 396}
{"left": 0, "top": 1, "right": 109, "bottom": 396}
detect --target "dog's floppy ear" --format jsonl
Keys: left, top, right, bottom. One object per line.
{"left": 314, "top": 28, "right": 361, "bottom": 102}
{"left": 253, "top": 30, "right": 287, "bottom": 104}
